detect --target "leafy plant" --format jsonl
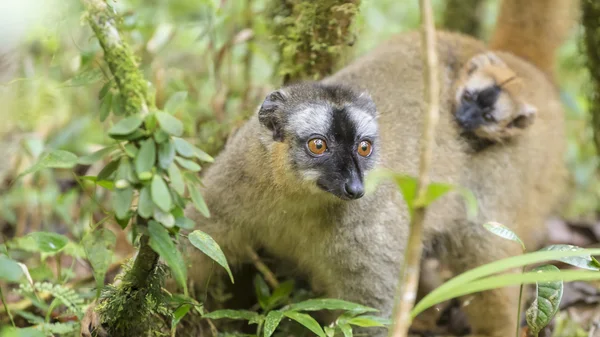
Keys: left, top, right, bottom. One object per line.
{"left": 202, "top": 275, "right": 390, "bottom": 337}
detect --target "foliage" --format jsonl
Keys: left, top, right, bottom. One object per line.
{"left": 0, "top": 0, "right": 599, "bottom": 336}
{"left": 202, "top": 276, "right": 389, "bottom": 337}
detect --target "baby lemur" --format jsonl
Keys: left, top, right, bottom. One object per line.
{"left": 182, "top": 1, "right": 572, "bottom": 337}
{"left": 454, "top": 52, "right": 537, "bottom": 144}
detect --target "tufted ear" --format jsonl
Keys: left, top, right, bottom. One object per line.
{"left": 258, "top": 89, "right": 288, "bottom": 142}
{"left": 508, "top": 103, "right": 537, "bottom": 129}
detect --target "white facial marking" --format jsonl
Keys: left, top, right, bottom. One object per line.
{"left": 287, "top": 103, "right": 332, "bottom": 138}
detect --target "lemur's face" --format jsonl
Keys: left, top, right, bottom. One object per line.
{"left": 258, "top": 83, "right": 379, "bottom": 200}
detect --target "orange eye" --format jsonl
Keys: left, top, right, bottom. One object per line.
{"left": 308, "top": 138, "right": 327, "bottom": 155}
{"left": 357, "top": 140, "right": 372, "bottom": 157}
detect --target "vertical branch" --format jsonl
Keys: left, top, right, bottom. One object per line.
{"left": 582, "top": 0, "right": 600, "bottom": 157}
{"left": 442, "top": 0, "right": 484, "bottom": 37}
{"left": 388, "top": 0, "right": 440, "bottom": 336}
{"left": 268, "top": 0, "right": 360, "bottom": 84}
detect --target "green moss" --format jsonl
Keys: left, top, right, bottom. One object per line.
{"left": 268, "top": 0, "right": 360, "bottom": 84}
{"left": 582, "top": 0, "right": 600, "bottom": 156}
{"left": 85, "top": 2, "right": 154, "bottom": 115}
{"left": 96, "top": 261, "right": 171, "bottom": 337}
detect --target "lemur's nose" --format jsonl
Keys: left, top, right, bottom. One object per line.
{"left": 344, "top": 180, "right": 365, "bottom": 199}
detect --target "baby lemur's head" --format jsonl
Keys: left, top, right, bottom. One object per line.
{"left": 257, "top": 82, "right": 378, "bottom": 201}
{"left": 454, "top": 52, "right": 537, "bottom": 142}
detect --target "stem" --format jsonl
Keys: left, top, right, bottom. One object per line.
{"left": 388, "top": 1, "right": 440, "bottom": 336}
{"left": 126, "top": 234, "right": 160, "bottom": 289}
{"left": 245, "top": 245, "right": 279, "bottom": 289}
{"left": 515, "top": 266, "right": 525, "bottom": 337}
{"left": 0, "top": 287, "right": 15, "bottom": 327}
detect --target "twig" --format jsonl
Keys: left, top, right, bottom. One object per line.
{"left": 245, "top": 246, "right": 279, "bottom": 289}
{"left": 388, "top": 0, "right": 440, "bottom": 336}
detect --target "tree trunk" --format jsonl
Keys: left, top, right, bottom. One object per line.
{"left": 582, "top": 0, "right": 600, "bottom": 156}
{"left": 268, "top": 0, "right": 360, "bottom": 84}
{"left": 442, "top": 0, "right": 485, "bottom": 38}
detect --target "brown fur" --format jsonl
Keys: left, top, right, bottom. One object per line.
{"left": 454, "top": 52, "right": 538, "bottom": 142}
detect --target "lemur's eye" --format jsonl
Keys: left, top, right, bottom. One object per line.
{"left": 462, "top": 91, "right": 474, "bottom": 102}
{"left": 483, "top": 112, "right": 494, "bottom": 121}
{"left": 308, "top": 138, "right": 327, "bottom": 155}
{"left": 357, "top": 140, "right": 373, "bottom": 157}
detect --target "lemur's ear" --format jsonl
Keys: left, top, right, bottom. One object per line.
{"left": 466, "top": 52, "right": 507, "bottom": 75}
{"left": 509, "top": 103, "right": 537, "bottom": 129}
{"left": 258, "top": 89, "right": 288, "bottom": 142}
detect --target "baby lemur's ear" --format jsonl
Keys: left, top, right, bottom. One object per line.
{"left": 258, "top": 89, "right": 289, "bottom": 142}
{"left": 509, "top": 103, "right": 537, "bottom": 129}
{"left": 466, "top": 52, "right": 507, "bottom": 75}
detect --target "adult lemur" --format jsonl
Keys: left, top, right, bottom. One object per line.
{"left": 184, "top": 1, "right": 574, "bottom": 336}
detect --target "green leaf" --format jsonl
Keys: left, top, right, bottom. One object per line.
{"left": 268, "top": 280, "right": 295, "bottom": 308}
{"left": 338, "top": 324, "right": 353, "bottom": 337}
{"left": 283, "top": 311, "right": 326, "bottom": 337}
{"left": 99, "top": 91, "right": 113, "bottom": 122}
{"left": 483, "top": 222, "right": 525, "bottom": 251}
{"left": 188, "top": 183, "right": 210, "bottom": 218}
{"left": 168, "top": 164, "right": 185, "bottom": 195}
{"left": 423, "top": 182, "right": 453, "bottom": 207}
{"left": 113, "top": 187, "right": 133, "bottom": 220}
{"left": 26, "top": 232, "right": 69, "bottom": 254}
{"left": 172, "top": 304, "right": 192, "bottom": 328}
{"left": 264, "top": 311, "right": 284, "bottom": 337}
{"left": 0, "top": 255, "right": 23, "bottom": 282}
{"left": 173, "top": 137, "right": 195, "bottom": 158}
{"left": 175, "top": 216, "right": 195, "bottom": 230}
{"left": 0, "top": 327, "right": 46, "bottom": 337}
{"left": 164, "top": 91, "right": 188, "bottom": 114}
{"left": 81, "top": 229, "right": 116, "bottom": 297}
{"left": 123, "top": 143, "right": 138, "bottom": 158}
{"left": 151, "top": 175, "right": 173, "bottom": 212}
{"left": 154, "top": 129, "right": 170, "bottom": 143}
{"left": 112, "top": 93, "right": 125, "bottom": 116}
{"left": 77, "top": 146, "right": 116, "bottom": 165}
{"left": 286, "top": 299, "right": 377, "bottom": 314}
{"left": 17, "top": 150, "right": 78, "bottom": 179}
{"left": 135, "top": 139, "right": 156, "bottom": 179}
{"left": 203, "top": 310, "right": 259, "bottom": 321}
{"left": 254, "top": 274, "right": 271, "bottom": 310}
{"left": 538, "top": 245, "right": 600, "bottom": 270}
{"left": 148, "top": 220, "right": 188, "bottom": 295}
{"left": 411, "top": 248, "right": 600, "bottom": 318}
{"left": 526, "top": 265, "right": 563, "bottom": 336}
{"left": 138, "top": 187, "right": 153, "bottom": 219}
{"left": 347, "top": 315, "right": 390, "bottom": 327}
{"left": 158, "top": 140, "right": 176, "bottom": 170}
{"left": 175, "top": 157, "right": 201, "bottom": 172}
{"left": 325, "top": 326, "right": 335, "bottom": 337}
{"left": 97, "top": 159, "right": 119, "bottom": 180}
{"left": 156, "top": 111, "right": 183, "bottom": 136}
{"left": 108, "top": 115, "right": 143, "bottom": 136}
{"left": 98, "top": 80, "right": 112, "bottom": 100}
{"left": 188, "top": 230, "right": 233, "bottom": 283}
{"left": 193, "top": 146, "right": 214, "bottom": 163}
{"left": 154, "top": 208, "right": 175, "bottom": 228}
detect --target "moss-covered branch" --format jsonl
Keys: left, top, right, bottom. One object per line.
{"left": 582, "top": 0, "right": 600, "bottom": 156}
{"left": 268, "top": 0, "right": 360, "bottom": 84}
{"left": 81, "top": 1, "right": 166, "bottom": 336}
{"left": 84, "top": 0, "right": 154, "bottom": 115}
{"left": 442, "top": 0, "right": 484, "bottom": 38}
